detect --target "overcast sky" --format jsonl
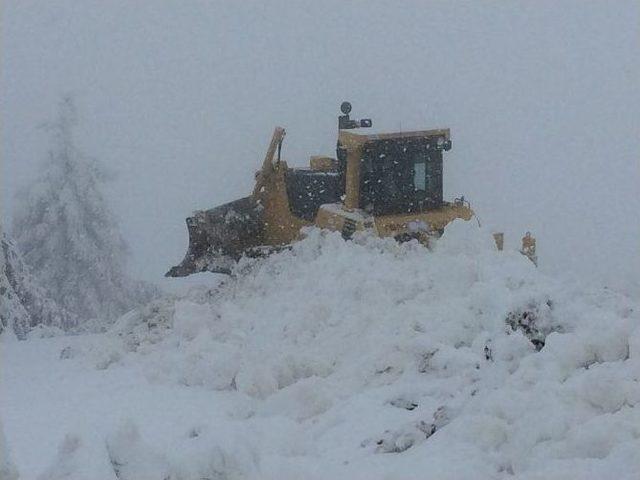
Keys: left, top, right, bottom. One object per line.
{"left": 2, "top": 1, "right": 639, "bottom": 292}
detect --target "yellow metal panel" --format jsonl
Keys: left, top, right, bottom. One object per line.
{"left": 315, "top": 204, "right": 371, "bottom": 234}
{"left": 253, "top": 160, "right": 311, "bottom": 246}
{"left": 344, "top": 146, "right": 361, "bottom": 210}
{"left": 315, "top": 206, "right": 348, "bottom": 232}
{"left": 374, "top": 204, "right": 474, "bottom": 238}
{"left": 338, "top": 128, "right": 451, "bottom": 148}
{"left": 309, "top": 156, "right": 337, "bottom": 171}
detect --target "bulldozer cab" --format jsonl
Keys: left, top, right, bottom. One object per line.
{"left": 360, "top": 137, "right": 443, "bottom": 215}
{"left": 334, "top": 101, "right": 452, "bottom": 217}
{"left": 338, "top": 131, "right": 450, "bottom": 217}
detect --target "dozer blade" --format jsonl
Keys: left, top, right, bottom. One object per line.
{"left": 166, "top": 196, "right": 264, "bottom": 277}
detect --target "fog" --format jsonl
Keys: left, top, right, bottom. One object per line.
{"left": 2, "top": 1, "right": 638, "bottom": 292}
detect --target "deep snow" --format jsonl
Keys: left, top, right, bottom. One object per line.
{"left": 1, "top": 222, "right": 639, "bottom": 479}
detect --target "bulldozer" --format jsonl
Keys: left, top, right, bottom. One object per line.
{"left": 167, "top": 102, "right": 476, "bottom": 277}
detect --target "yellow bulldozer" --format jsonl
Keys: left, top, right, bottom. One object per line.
{"left": 167, "top": 103, "right": 482, "bottom": 276}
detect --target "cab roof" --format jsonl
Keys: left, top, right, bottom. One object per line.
{"left": 338, "top": 128, "right": 451, "bottom": 149}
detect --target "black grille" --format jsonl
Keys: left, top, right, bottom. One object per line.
{"left": 285, "top": 169, "right": 345, "bottom": 221}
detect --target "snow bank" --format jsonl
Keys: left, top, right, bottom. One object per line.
{"left": 0, "top": 418, "right": 19, "bottom": 480}
{"left": 5, "top": 222, "right": 639, "bottom": 479}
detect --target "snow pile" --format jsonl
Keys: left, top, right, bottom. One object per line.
{"left": 0, "top": 418, "right": 19, "bottom": 480}
{"left": 5, "top": 221, "right": 639, "bottom": 479}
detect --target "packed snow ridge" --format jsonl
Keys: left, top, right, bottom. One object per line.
{"left": 2, "top": 221, "right": 639, "bottom": 479}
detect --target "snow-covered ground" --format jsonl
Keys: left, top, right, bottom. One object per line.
{"left": 2, "top": 222, "right": 639, "bottom": 479}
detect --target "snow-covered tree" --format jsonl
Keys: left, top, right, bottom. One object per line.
{"left": 0, "top": 223, "right": 73, "bottom": 338}
{"left": 12, "top": 96, "right": 152, "bottom": 326}
{"left": 0, "top": 228, "right": 31, "bottom": 339}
